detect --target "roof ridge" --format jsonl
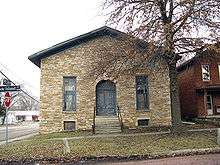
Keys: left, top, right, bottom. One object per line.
{"left": 28, "top": 26, "right": 127, "bottom": 67}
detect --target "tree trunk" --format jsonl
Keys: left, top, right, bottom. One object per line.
{"left": 168, "top": 62, "right": 183, "bottom": 133}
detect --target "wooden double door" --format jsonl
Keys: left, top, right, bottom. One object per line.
{"left": 96, "top": 80, "right": 116, "bottom": 116}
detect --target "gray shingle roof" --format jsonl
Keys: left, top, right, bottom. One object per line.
{"left": 28, "top": 26, "right": 127, "bottom": 67}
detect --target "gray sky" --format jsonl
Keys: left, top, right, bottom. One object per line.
{"left": 0, "top": 0, "right": 105, "bottom": 98}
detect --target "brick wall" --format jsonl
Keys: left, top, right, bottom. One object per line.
{"left": 193, "top": 57, "right": 220, "bottom": 117}
{"left": 194, "top": 57, "right": 220, "bottom": 88}
{"left": 178, "top": 55, "right": 220, "bottom": 118}
{"left": 178, "top": 66, "right": 197, "bottom": 118}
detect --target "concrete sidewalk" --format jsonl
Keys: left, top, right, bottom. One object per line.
{"left": 0, "top": 122, "right": 39, "bottom": 129}
{"left": 0, "top": 122, "right": 39, "bottom": 145}
{"left": 0, "top": 132, "right": 39, "bottom": 145}
{"left": 51, "top": 127, "right": 218, "bottom": 141}
{"left": 0, "top": 127, "right": 217, "bottom": 145}
{"left": 99, "top": 153, "right": 220, "bottom": 165}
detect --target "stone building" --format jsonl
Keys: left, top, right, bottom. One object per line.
{"left": 29, "top": 26, "right": 172, "bottom": 134}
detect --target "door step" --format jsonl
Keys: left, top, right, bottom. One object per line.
{"left": 95, "top": 116, "right": 121, "bottom": 134}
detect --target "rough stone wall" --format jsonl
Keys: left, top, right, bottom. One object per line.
{"left": 40, "top": 36, "right": 171, "bottom": 133}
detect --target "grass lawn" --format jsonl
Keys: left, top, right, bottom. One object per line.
{"left": 67, "top": 131, "right": 219, "bottom": 157}
{"left": 0, "top": 140, "right": 64, "bottom": 160}
{"left": 0, "top": 131, "right": 219, "bottom": 161}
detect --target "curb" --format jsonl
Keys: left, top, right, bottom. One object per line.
{"left": 76, "top": 147, "right": 220, "bottom": 163}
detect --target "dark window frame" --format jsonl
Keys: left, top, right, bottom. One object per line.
{"left": 201, "top": 64, "right": 210, "bottom": 81}
{"left": 135, "top": 75, "right": 149, "bottom": 111}
{"left": 63, "top": 121, "right": 76, "bottom": 131}
{"left": 137, "top": 119, "right": 149, "bottom": 127}
{"left": 63, "top": 76, "right": 77, "bottom": 111}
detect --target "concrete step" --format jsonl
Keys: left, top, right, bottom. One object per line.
{"left": 96, "top": 130, "right": 121, "bottom": 134}
{"left": 95, "top": 116, "right": 121, "bottom": 134}
{"left": 95, "top": 124, "right": 120, "bottom": 129}
{"left": 95, "top": 127, "right": 121, "bottom": 133}
{"left": 96, "top": 127, "right": 121, "bottom": 130}
{"left": 95, "top": 122, "right": 120, "bottom": 126}
{"left": 95, "top": 118, "right": 120, "bottom": 125}
{"left": 95, "top": 118, "right": 119, "bottom": 122}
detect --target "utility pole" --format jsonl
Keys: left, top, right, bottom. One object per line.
{"left": 5, "top": 107, "right": 8, "bottom": 144}
{"left": 3, "top": 92, "right": 12, "bottom": 144}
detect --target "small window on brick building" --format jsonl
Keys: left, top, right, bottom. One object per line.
{"left": 201, "top": 65, "right": 210, "bottom": 81}
{"left": 137, "top": 119, "right": 149, "bottom": 126}
{"left": 64, "top": 121, "right": 76, "bottom": 131}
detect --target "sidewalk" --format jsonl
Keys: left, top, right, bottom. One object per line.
{"left": 97, "top": 153, "right": 220, "bottom": 165}
{"left": 0, "top": 122, "right": 39, "bottom": 145}
{"left": 0, "top": 132, "right": 39, "bottom": 145}
{"left": 1, "top": 127, "right": 217, "bottom": 143}
{"left": 50, "top": 127, "right": 218, "bottom": 141}
{"left": 0, "top": 122, "right": 39, "bottom": 129}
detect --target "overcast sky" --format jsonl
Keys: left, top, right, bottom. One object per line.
{"left": 0, "top": 0, "right": 106, "bottom": 98}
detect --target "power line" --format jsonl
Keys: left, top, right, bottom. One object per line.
{"left": 0, "top": 70, "right": 39, "bottom": 103}
{"left": 0, "top": 62, "right": 39, "bottom": 91}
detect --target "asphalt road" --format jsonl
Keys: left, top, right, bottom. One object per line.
{"left": 0, "top": 122, "right": 39, "bottom": 142}
{"left": 98, "top": 154, "right": 220, "bottom": 165}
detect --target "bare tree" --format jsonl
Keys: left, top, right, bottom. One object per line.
{"left": 8, "top": 92, "right": 39, "bottom": 112}
{"left": 18, "top": 93, "right": 37, "bottom": 111}
{"left": 98, "top": 0, "right": 220, "bottom": 133}
{"left": 0, "top": 91, "right": 39, "bottom": 125}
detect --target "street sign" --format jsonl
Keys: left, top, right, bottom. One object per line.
{"left": 2, "top": 79, "right": 11, "bottom": 86}
{"left": 4, "top": 92, "right": 11, "bottom": 108}
{"left": 0, "top": 85, "right": 20, "bottom": 92}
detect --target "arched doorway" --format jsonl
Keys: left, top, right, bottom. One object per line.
{"left": 96, "top": 80, "right": 116, "bottom": 116}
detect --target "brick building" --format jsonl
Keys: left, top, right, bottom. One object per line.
{"left": 28, "top": 26, "right": 172, "bottom": 134}
{"left": 178, "top": 45, "right": 220, "bottom": 119}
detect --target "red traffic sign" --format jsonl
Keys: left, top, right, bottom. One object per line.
{"left": 4, "top": 92, "right": 11, "bottom": 108}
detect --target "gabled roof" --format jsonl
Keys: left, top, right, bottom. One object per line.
{"left": 28, "top": 26, "right": 128, "bottom": 67}
{"left": 177, "top": 55, "right": 198, "bottom": 72}
{"left": 177, "top": 42, "right": 220, "bottom": 72}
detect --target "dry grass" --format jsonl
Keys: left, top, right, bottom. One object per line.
{"left": 0, "top": 140, "right": 64, "bottom": 160}
{"left": 67, "top": 131, "right": 219, "bottom": 157}
{"left": 0, "top": 131, "right": 219, "bottom": 161}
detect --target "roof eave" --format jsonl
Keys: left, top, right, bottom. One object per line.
{"left": 28, "top": 26, "right": 126, "bottom": 68}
